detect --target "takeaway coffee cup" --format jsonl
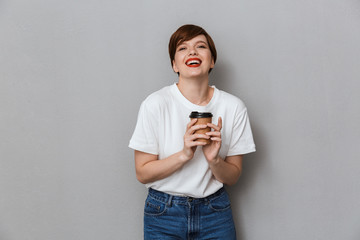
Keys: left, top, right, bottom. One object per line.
{"left": 189, "top": 111, "right": 213, "bottom": 144}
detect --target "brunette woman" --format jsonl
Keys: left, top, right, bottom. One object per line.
{"left": 129, "top": 24, "right": 256, "bottom": 239}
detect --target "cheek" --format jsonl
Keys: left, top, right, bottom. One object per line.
{"left": 173, "top": 54, "right": 184, "bottom": 67}
{"left": 202, "top": 51, "right": 212, "bottom": 60}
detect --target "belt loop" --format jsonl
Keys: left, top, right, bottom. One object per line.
{"left": 166, "top": 195, "right": 173, "bottom": 207}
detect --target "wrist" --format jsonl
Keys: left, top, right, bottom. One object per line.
{"left": 209, "top": 155, "right": 222, "bottom": 166}
{"left": 179, "top": 150, "right": 192, "bottom": 163}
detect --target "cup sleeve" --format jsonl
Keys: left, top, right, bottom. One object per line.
{"left": 128, "top": 101, "right": 159, "bottom": 155}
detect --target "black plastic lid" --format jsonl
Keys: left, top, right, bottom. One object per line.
{"left": 189, "top": 111, "right": 213, "bottom": 118}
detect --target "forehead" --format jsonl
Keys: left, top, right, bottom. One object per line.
{"left": 177, "top": 34, "right": 208, "bottom": 46}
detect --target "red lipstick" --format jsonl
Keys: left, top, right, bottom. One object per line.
{"left": 185, "top": 58, "right": 202, "bottom": 67}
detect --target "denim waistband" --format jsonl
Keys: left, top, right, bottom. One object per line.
{"left": 148, "top": 187, "right": 226, "bottom": 205}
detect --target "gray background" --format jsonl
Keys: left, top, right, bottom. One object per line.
{"left": 1, "top": 0, "right": 360, "bottom": 239}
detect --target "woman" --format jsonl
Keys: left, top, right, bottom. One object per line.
{"left": 129, "top": 24, "right": 256, "bottom": 239}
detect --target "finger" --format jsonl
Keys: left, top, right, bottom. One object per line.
{"left": 206, "top": 131, "right": 221, "bottom": 137}
{"left": 218, "top": 117, "right": 222, "bottom": 130}
{"left": 188, "top": 124, "right": 208, "bottom": 135}
{"left": 194, "top": 141, "right": 208, "bottom": 145}
{"left": 187, "top": 119, "right": 198, "bottom": 130}
{"left": 185, "top": 135, "right": 209, "bottom": 145}
{"left": 188, "top": 133, "right": 210, "bottom": 141}
{"left": 209, "top": 137, "right": 222, "bottom": 142}
{"left": 187, "top": 141, "right": 208, "bottom": 147}
{"left": 207, "top": 123, "right": 220, "bottom": 131}
{"left": 191, "top": 124, "right": 208, "bottom": 131}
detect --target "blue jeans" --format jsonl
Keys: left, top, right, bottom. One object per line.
{"left": 144, "top": 188, "right": 236, "bottom": 240}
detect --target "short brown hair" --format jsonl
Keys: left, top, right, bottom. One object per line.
{"left": 168, "top": 24, "right": 217, "bottom": 73}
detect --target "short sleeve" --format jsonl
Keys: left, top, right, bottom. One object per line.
{"left": 227, "top": 108, "right": 256, "bottom": 156}
{"left": 128, "top": 101, "right": 159, "bottom": 155}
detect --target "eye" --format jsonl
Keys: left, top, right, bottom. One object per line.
{"left": 197, "top": 45, "right": 207, "bottom": 49}
{"left": 178, "top": 46, "right": 186, "bottom": 51}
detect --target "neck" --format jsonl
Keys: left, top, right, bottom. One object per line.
{"left": 177, "top": 76, "right": 213, "bottom": 106}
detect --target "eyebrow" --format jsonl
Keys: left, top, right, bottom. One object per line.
{"left": 195, "top": 41, "right": 208, "bottom": 46}
{"left": 178, "top": 40, "right": 208, "bottom": 47}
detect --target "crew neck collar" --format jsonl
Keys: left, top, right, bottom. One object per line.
{"left": 171, "top": 83, "right": 218, "bottom": 111}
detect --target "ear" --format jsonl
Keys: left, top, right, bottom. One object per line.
{"left": 172, "top": 60, "right": 179, "bottom": 73}
{"left": 210, "top": 57, "right": 215, "bottom": 69}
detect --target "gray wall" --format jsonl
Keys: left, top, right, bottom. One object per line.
{"left": 1, "top": 0, "right": 360, "bottom": 239}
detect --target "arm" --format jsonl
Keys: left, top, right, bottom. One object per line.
{"left": 135, "top": 150, "right": 188, "bottom": 184}
{"left": 135, "top": 119, "right": 209, "bottom": 184}
{"left": 208, "top": 155, "right": 243, "bottom": 186}
{"left": 203, "top": 117, "right": 243, "bottom": 185}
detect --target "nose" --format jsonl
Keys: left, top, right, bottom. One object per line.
{"left": 188, "top": 46, "right": 198, "bottom": 56}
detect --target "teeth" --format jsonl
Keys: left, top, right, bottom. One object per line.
{"left": 187, "top": 60, "right": 200, "bottom": 65}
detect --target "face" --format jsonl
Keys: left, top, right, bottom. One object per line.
{"left": 172, "top": 35, "right": 215, "bottom": 78}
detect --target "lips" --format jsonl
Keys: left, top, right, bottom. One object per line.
{"left": 185, "top": 58, "right": 202, "bottom": 67}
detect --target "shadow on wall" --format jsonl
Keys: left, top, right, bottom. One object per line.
{"left": 211, "top": 62, "right": 265, "bottom": 240}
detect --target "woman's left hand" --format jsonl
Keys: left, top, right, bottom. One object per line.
{"left": 202, "top": 117, "right": 222, "bottom": 164}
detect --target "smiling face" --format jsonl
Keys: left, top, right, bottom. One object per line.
{"left": 172, "top": 35, "right": 215, "bottom": 79}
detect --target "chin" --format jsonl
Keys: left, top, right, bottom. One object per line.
{"left": 182, "top": 70, "right": 208, "bottom": 78}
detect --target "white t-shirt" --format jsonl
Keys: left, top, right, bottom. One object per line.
{"left": 129, "top": 83, "right": 256, "bottom": 198}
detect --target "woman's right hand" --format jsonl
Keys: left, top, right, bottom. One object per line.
{"left": 134, "top": 119, "right": 210, "bottom": 184}
{"left": 182, "top": 119, "right": 210, "bottom": 161}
